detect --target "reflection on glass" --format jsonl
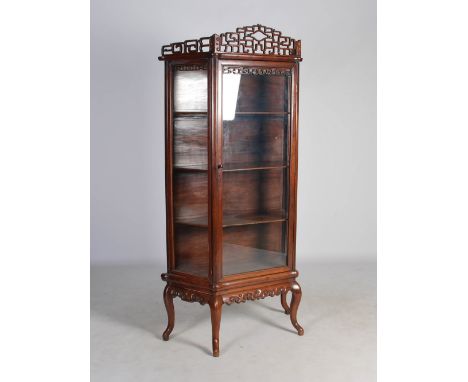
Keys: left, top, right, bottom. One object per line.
{"left": 222, "top": 73, "right": 241, "bottom": 120}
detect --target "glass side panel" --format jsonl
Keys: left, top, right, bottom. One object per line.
{"left": 222, "top": 68, "right": 290, "bottom": 276}
{"left": 174, "top": 116, "right": 208, "bottom": 169}
{"left": 172, "top": 64, "right": 209, "bottom": 277}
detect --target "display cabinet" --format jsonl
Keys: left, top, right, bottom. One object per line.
{"left": 159, "top": 24, "right": 303, "bottom": 357}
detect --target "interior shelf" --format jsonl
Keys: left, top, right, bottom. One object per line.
{"left": 232, "top": 111, "right": 289, "bottom": 116}
{"left": 175, "top": 211, "right": 286, "bottom": 228}
{"left": 223, "top": 161, "right": 287, "bottom": 172}
{"left": 173, "top": 164, "right": 208, "bottom": 172}
{"left": 223, "top": 212, "right": 286, "bottom": 227}
{"left": 174, "top": 111, "right": 288, "bottom": 117}
{"left": 174, "top": 162, "right": 287, "bottom": 173}
{"left": 174, "top": 243, "right": 286, "bottom": 277}
{"left": 175, "top": 215, "right": 208, "bottom": 228}
{"left": 174, "top": 111, "right": 208, "bottom": 117}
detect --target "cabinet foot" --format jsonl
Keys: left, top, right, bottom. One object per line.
{"left": 162, "top": 285, "right": 175, "bottom": 341}
{"left": 289, "top": 282, "right": 304, "bottom": 336}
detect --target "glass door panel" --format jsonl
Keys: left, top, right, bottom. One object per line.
{"left": 172, "top": 64, "right": 209, "bottom": 277}
{"left": 222, "top": 67, "right": 290, "bottom": 276}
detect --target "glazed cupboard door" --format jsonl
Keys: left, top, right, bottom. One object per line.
{"left": 169, "top": 62, "right": 210, "bottom": 278}
{"left": 220, "top": 63, "right": 293, "bottom": 276}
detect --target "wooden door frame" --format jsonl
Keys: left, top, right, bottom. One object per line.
{"left": 210, "top": 58, "right": 300, "bottom": 286}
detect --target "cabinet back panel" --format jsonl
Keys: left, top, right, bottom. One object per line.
{"left": 234, "top": 75, "right": 288, "bottom": 113}
{"left": 222, "top": 169, "right": 285, "bottom": 215}
{"left": 174, "top": 172, "right": 208, "bottom": 220}
{"left": 223, "top": 116, "right": 287, "bottom": 165}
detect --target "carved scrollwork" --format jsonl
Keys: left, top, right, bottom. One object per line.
{"left": 174, "top": 63, "right": 208, "bottom": 71}
{"left": 222, "top": 66, "right": 291, "bottom": 76}
{"left": 167, "top": 286, "right": 209, "bottom": 305}
{"left": 223, "top": 286, "right": 289, "bottom": 305}
{"left": 160, "top": 24, "right": 300, "bottom": 57}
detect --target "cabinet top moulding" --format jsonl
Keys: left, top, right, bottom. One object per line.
{"left": 158, "top": 24, "right": 302, "bottom": 61}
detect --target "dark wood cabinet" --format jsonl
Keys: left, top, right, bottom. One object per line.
{"left": 159, "top": 24, "right": 303, "bottom": 357}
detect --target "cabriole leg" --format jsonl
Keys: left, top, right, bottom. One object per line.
{"left": 289, "top": 281, "right": 304, "bottom": 336}
{"left": 210, "top": 296, "right": 223, "bottom": 357}
{"left": 162, "top": 285, "right": 175, "bottom": 341}
{"left": 280, "top": 290, "right": 290, "bottom": 314}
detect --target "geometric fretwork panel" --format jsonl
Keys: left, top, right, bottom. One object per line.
{"left": 161, "top": 37, "right": 211, "bottom": 56}
{"left": 218, "top": 24, "right": 296, "bottom": 55}
{"left": 160, "top": 24, "right": 299, "bottom": 57}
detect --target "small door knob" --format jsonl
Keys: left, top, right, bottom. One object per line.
{"left": 217, "top": 164, "right": 223, "bottom": 169}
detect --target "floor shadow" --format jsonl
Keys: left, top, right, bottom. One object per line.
{"left": 153, "top": 331, "right": 212, "bottom": 356}
{"left": 171, "top": 337, "right": 212, "bottom": 356}
{"left": 91, "top": 266, "right": 214, "bottom": 355}
{"left": 256, "top": 302, "right": 288, "bottom": 314}
{"left": 170, "top": 310, "right": 210, "bottom": 336}
{"left": 220, "top": 304, "right": 298, "bottom": 354}
{"left": 225, "top": 302, "right": 297, "bottom": 330}
{"left": 91, "top": 266, "right": 168, "bottom": 336}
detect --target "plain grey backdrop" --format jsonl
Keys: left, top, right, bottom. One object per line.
{"left": 91, "top": 0, "right": 376, "bottom": 265}
{"left": 91, "top": 1, "right": 376, "bottom": 380}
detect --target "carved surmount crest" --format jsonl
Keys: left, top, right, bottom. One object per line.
{"left": 223, "top": 286, "right": 289, "bottom": 305}
{"left": 160, "top": 24, "right": 300, "bottom": 57}
{"left": 218, "top": 25, "right": 296, "bottom": 55}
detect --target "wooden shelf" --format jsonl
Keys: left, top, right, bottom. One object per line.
{"left": 223, "top": 212, "right": 286, "bottom": 227}
{"left": 173, "top": 164, "right": 208, "bottom": 172}
{"left": 174, "top": 162, "right": 287, "bottom": 173}
{"left": 175, "top": 111, "right": 288, "bottom": 117}
{"left": 175, "top": 215, "right": 208, "bottom": 228}
{"left": 223, "top": 161, "right": 287, "bottom": 172}
{"left": 175, "top": 243, "right": 287, "bottom": 277}
{"left": 174, "top": 111, "right": 208, "bottom": 117}
{"left": 175, "top": 212, "right": 286, "bottom": 228}
{"left": 233, "top": 111, "right": 289, "bottom": 116}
